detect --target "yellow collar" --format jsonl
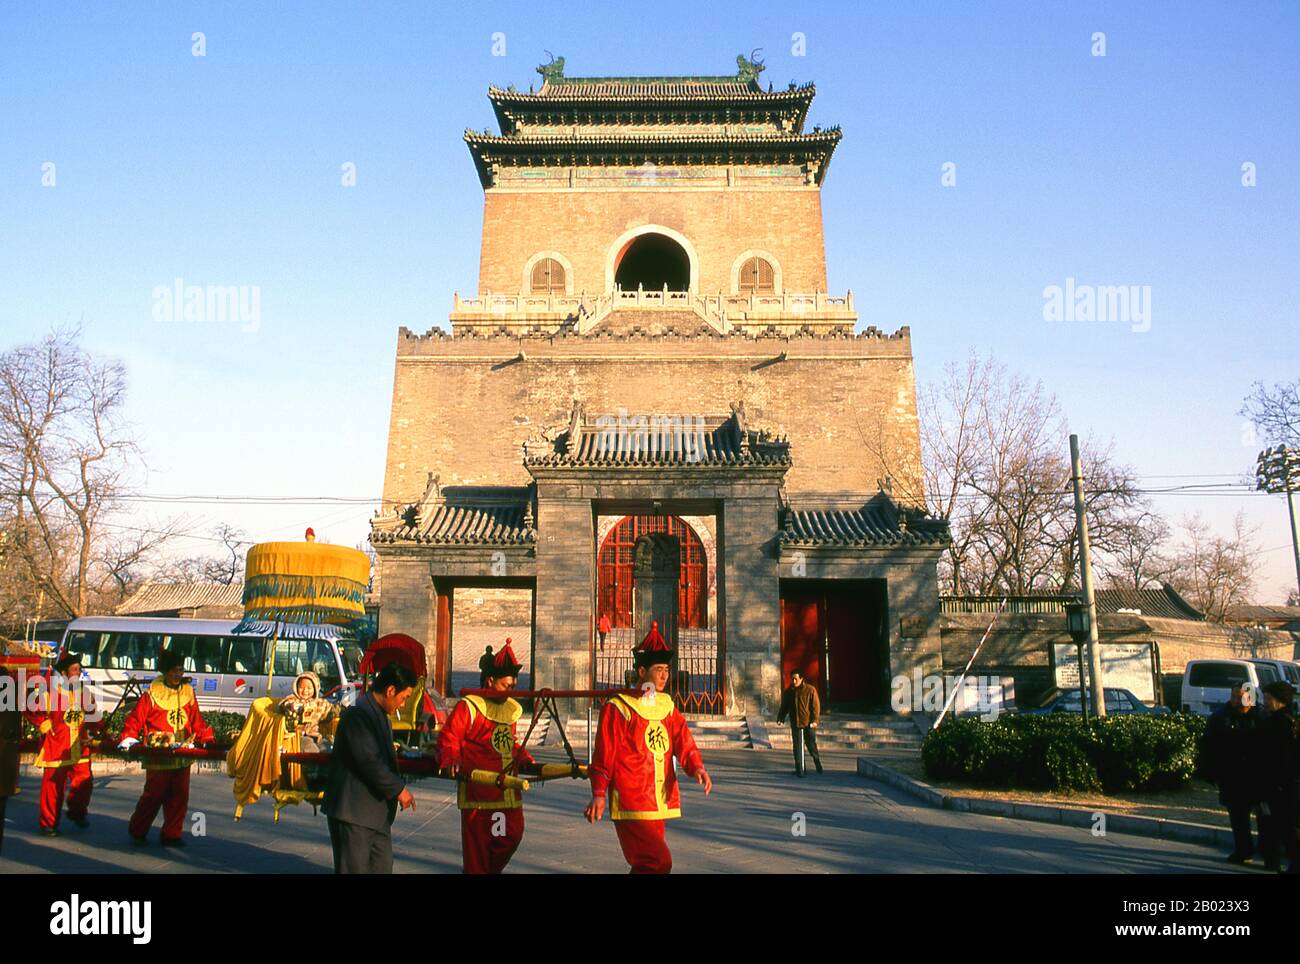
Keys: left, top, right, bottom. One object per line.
{"left": 613, "top": 691, "right": 674, "bottom": 722}
{"left": 148, "top": 678, "right": 194, "bottom": 711}
{"left": 464, "top": 694, "right": 522, "bottom": 725}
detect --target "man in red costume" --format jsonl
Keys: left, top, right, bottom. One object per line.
{"left": 584, "top": 620, "right": 712, "bottom": 873}
{"left": 28, "top": 653, "right": 97, "bottom": 836}
{"left": 437, "top": 639, "right": 537, "bottom": 874}
{"left": 118, "top": 649, "right": 214, "bottom": 846}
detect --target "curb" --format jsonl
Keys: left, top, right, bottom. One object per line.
{"left": 856, "top": 757, "right": 1233, "bottom": 849}
{"left": 23, "top": 760, "right": 227, "bottom": 778}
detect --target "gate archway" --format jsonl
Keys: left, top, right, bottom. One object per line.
{"left": 597, "top": 515, "right": 707, "bottom": 630}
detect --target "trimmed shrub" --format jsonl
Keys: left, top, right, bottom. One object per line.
{"left": 922, "top": 712, "right": 1203, "bottom": 794}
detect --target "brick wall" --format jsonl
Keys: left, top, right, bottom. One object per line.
{"left": 478, "top": 187, "right": 828, "bottom": 294}
{"left": 381, "top": 327, "right": 922, "bottom": 508}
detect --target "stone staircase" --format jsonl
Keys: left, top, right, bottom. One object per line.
{"left": 517, "top": 713, "right": 753, "bottom": 750}
{"left": 767, "top": 714, "right": 924, "bottom": 752}
{"left": 517, "top": 712, "right": 922, "bottom": 753}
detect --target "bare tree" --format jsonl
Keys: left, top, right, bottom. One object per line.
{"left": 0, "top": 329, "right": 174, "bottom": 618}
{"left": 1164, "top": 513, "right": 1259, "bottom": 622}
{"left": 903, "top": 352, "right": 1151, "bottom": 596}
{"left": 1097, "top": 509, "right": 1175, "bottom": 590}
{"left": 159, "top": 523, "right": 248, "bottom": 585}
{"left": 1241, "top": 379, "right": 1300, "bottom": 446}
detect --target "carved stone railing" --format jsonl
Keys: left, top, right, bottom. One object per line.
{"left": 450, "top": 288, "right": 857, "bottom": 334}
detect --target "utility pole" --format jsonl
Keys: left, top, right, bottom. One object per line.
{"left": 1069, "top": 435, "right": 1106, "bottom": 718}
{"left": 1256, "top": 446, "right": 1300, "bottom": 600}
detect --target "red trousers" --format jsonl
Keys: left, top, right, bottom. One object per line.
{"left": 128, "top": 767, "right": 191, "bottom": 842}
{"left": 39, "top": 762, "right": 92, "bottom": 830}
{"left": 460, "top": 807, "right": 524, "bottom": 874}
{"left": 614, "top": 819, "right": 672, "bottom": 874}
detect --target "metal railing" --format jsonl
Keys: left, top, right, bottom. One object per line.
{"left": 940, "top": 595, "right": 1069, "bottom": 615}
{"left": 593, "top": 626, "right": 724, "bottom": 714}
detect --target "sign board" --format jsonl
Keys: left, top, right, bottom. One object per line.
{"left": 1052, "top": 643, "right": 1156, "bottom": 703}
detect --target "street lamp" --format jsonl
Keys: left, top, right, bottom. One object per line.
{"left": 1256, "top": 445, "right": 1300, "bottom": 600}
{"left": 1064, "top": 598, "right": 1091, "bottom": 724}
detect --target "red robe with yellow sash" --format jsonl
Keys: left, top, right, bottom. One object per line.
{"left": 437, "top": 694, "right": 536, "bottom": 873}
{"left": 589, "top": 690, "right": 704, "bottom": 874}
{"left": 27, "top": 677, "right": 97, "bottom": 831}
{"left": 589, "top": 691, "right": 702, "bottom": 820}
{"left": 119, "top": 678, "right": 214, "bottom": 768}
{"left": 120, "top": 679, "right": 214, "bottom": 843}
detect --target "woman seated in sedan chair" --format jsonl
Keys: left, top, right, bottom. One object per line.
{"left": 226, "top": 671, "right": 340, "bottom": 821}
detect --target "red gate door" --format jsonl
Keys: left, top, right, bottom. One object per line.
{"left": 825, "top": 588, "right": 868, "bottom": 704}
{"left": 779, "top": 589, "right": 825, "bottom": 700}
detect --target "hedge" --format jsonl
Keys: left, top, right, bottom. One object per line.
{"left": 921, "top": 713, "right": 1206, "bottom": 794}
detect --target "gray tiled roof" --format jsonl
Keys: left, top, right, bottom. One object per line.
{"left": 116, "top": 582, "right": 243, "bottom": 616}
{"left": 1094, "top": 584, "right": 1205, "bottom": 620}
{"left": 525, "top": 411, "right": 790, "bottom": 468}
{"left": 780, "top": 499, "right": 950, "bottom": 548}
{"left": 371, "top": 488, "right": 535, "bottom": 546}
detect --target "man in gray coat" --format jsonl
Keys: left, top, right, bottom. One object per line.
{"left": 322, "top": 662, "right": 417, "bottom": 873}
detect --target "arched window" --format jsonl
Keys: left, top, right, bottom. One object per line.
{"left": 530, "top": 257, "right": 565, "bottom": 294}
{"left": 737, "top": 256, "right": 775, "bottom": 294}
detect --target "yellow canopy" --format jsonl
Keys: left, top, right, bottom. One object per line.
{"left": 239, "top": 530, "right": 370, "bottom": 626}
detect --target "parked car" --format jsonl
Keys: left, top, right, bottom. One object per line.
{"left": 1024, "top": 687, "right": 1171, "bottom": 716}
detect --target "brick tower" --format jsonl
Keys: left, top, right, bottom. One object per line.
{"left": 373, "top": 56, "right": 948, "bottom": 716}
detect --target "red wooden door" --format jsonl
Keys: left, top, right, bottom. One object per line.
{"left": 779, "top": 590, "right": 825, "bottom": 699}
{"left": 826, "top": 589, "right": 868, "bottom": 703}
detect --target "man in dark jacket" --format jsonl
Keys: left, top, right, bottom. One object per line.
{"left": 777, "top": 669, "right": 822, "bottom": 777}
{"left": 322, "top": 662, "right": 417, "bottom": 873}
{"left": 1201, "top": 682, "right": 1262, "bottom": 863}
{"left": 1257, "top": 680, "right": 1298, "bottom": 873}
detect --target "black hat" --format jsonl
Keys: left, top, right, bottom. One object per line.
{"left": 157, "top": 649, "right": 185, "bottom": 673}
{"left": 632, "top": 621, "right": 675, "bottom": 669}
{"left": 486, "top": 639, "right": 523, "bottom": 678}
{"left": 1263, "top": 680, "right": 1295, "bottom": 707}
{"left": 54, "top": 652, "right": 82, "bottom": 673}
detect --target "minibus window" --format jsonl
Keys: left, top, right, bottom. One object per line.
{"left": 165, "top": 634, "right": 228, "bottom": 673}
{"left": 225, "top": 637, "right": 267, "bottom": 674}
{"left": 272, "top": 639, "right": 338, "bottom": 689}
{"left": 63, "top": 631, "right": 107, "bottom": 668}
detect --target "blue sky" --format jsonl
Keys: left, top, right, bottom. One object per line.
{"left": 1, "top": 1, "right": 1297, "bottom": 600}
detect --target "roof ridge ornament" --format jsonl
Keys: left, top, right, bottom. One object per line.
{"left": 736, "top": 49, "right": 765, "bottom": 84}
{"left": 537, "top": 51, "right": 565, "bottom": 85}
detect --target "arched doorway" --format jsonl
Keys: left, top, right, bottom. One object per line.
{"left": 613, "top": 233, "right": 690, "bottom": 291}
{"left": 597, "top": 515, "right": 707, "bottom": 631}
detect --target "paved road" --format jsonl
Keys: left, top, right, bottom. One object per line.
{"left": 0, "top": 750, "right": 1254, "bottom": 874}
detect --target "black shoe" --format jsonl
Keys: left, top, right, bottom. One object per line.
{"left": 40, "top": 826, "right": 59, "bottom": 837}
{"left": 815, "top": 764, "right": 824, "bottom": 774}
{"left": 795, "top": 771, "right": 804, "bottom": 778}
{"left": 130, "top": 834, "right": 148, "bottom": 846}
{"left": 68, "top": 816, "right": 89, "bottom": 829}
{"left": 1227, "top": 851, "right": 1251, "bottom": 864}
{"left": 160, "top": 836, "right": 186, "bottom": 848}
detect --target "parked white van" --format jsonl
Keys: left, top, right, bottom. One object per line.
{"left": 1180, "top": 658, "right": 1289, "bottom": 716}
{"left": 58, "top": 616, "right": 366, "bottom": 714}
